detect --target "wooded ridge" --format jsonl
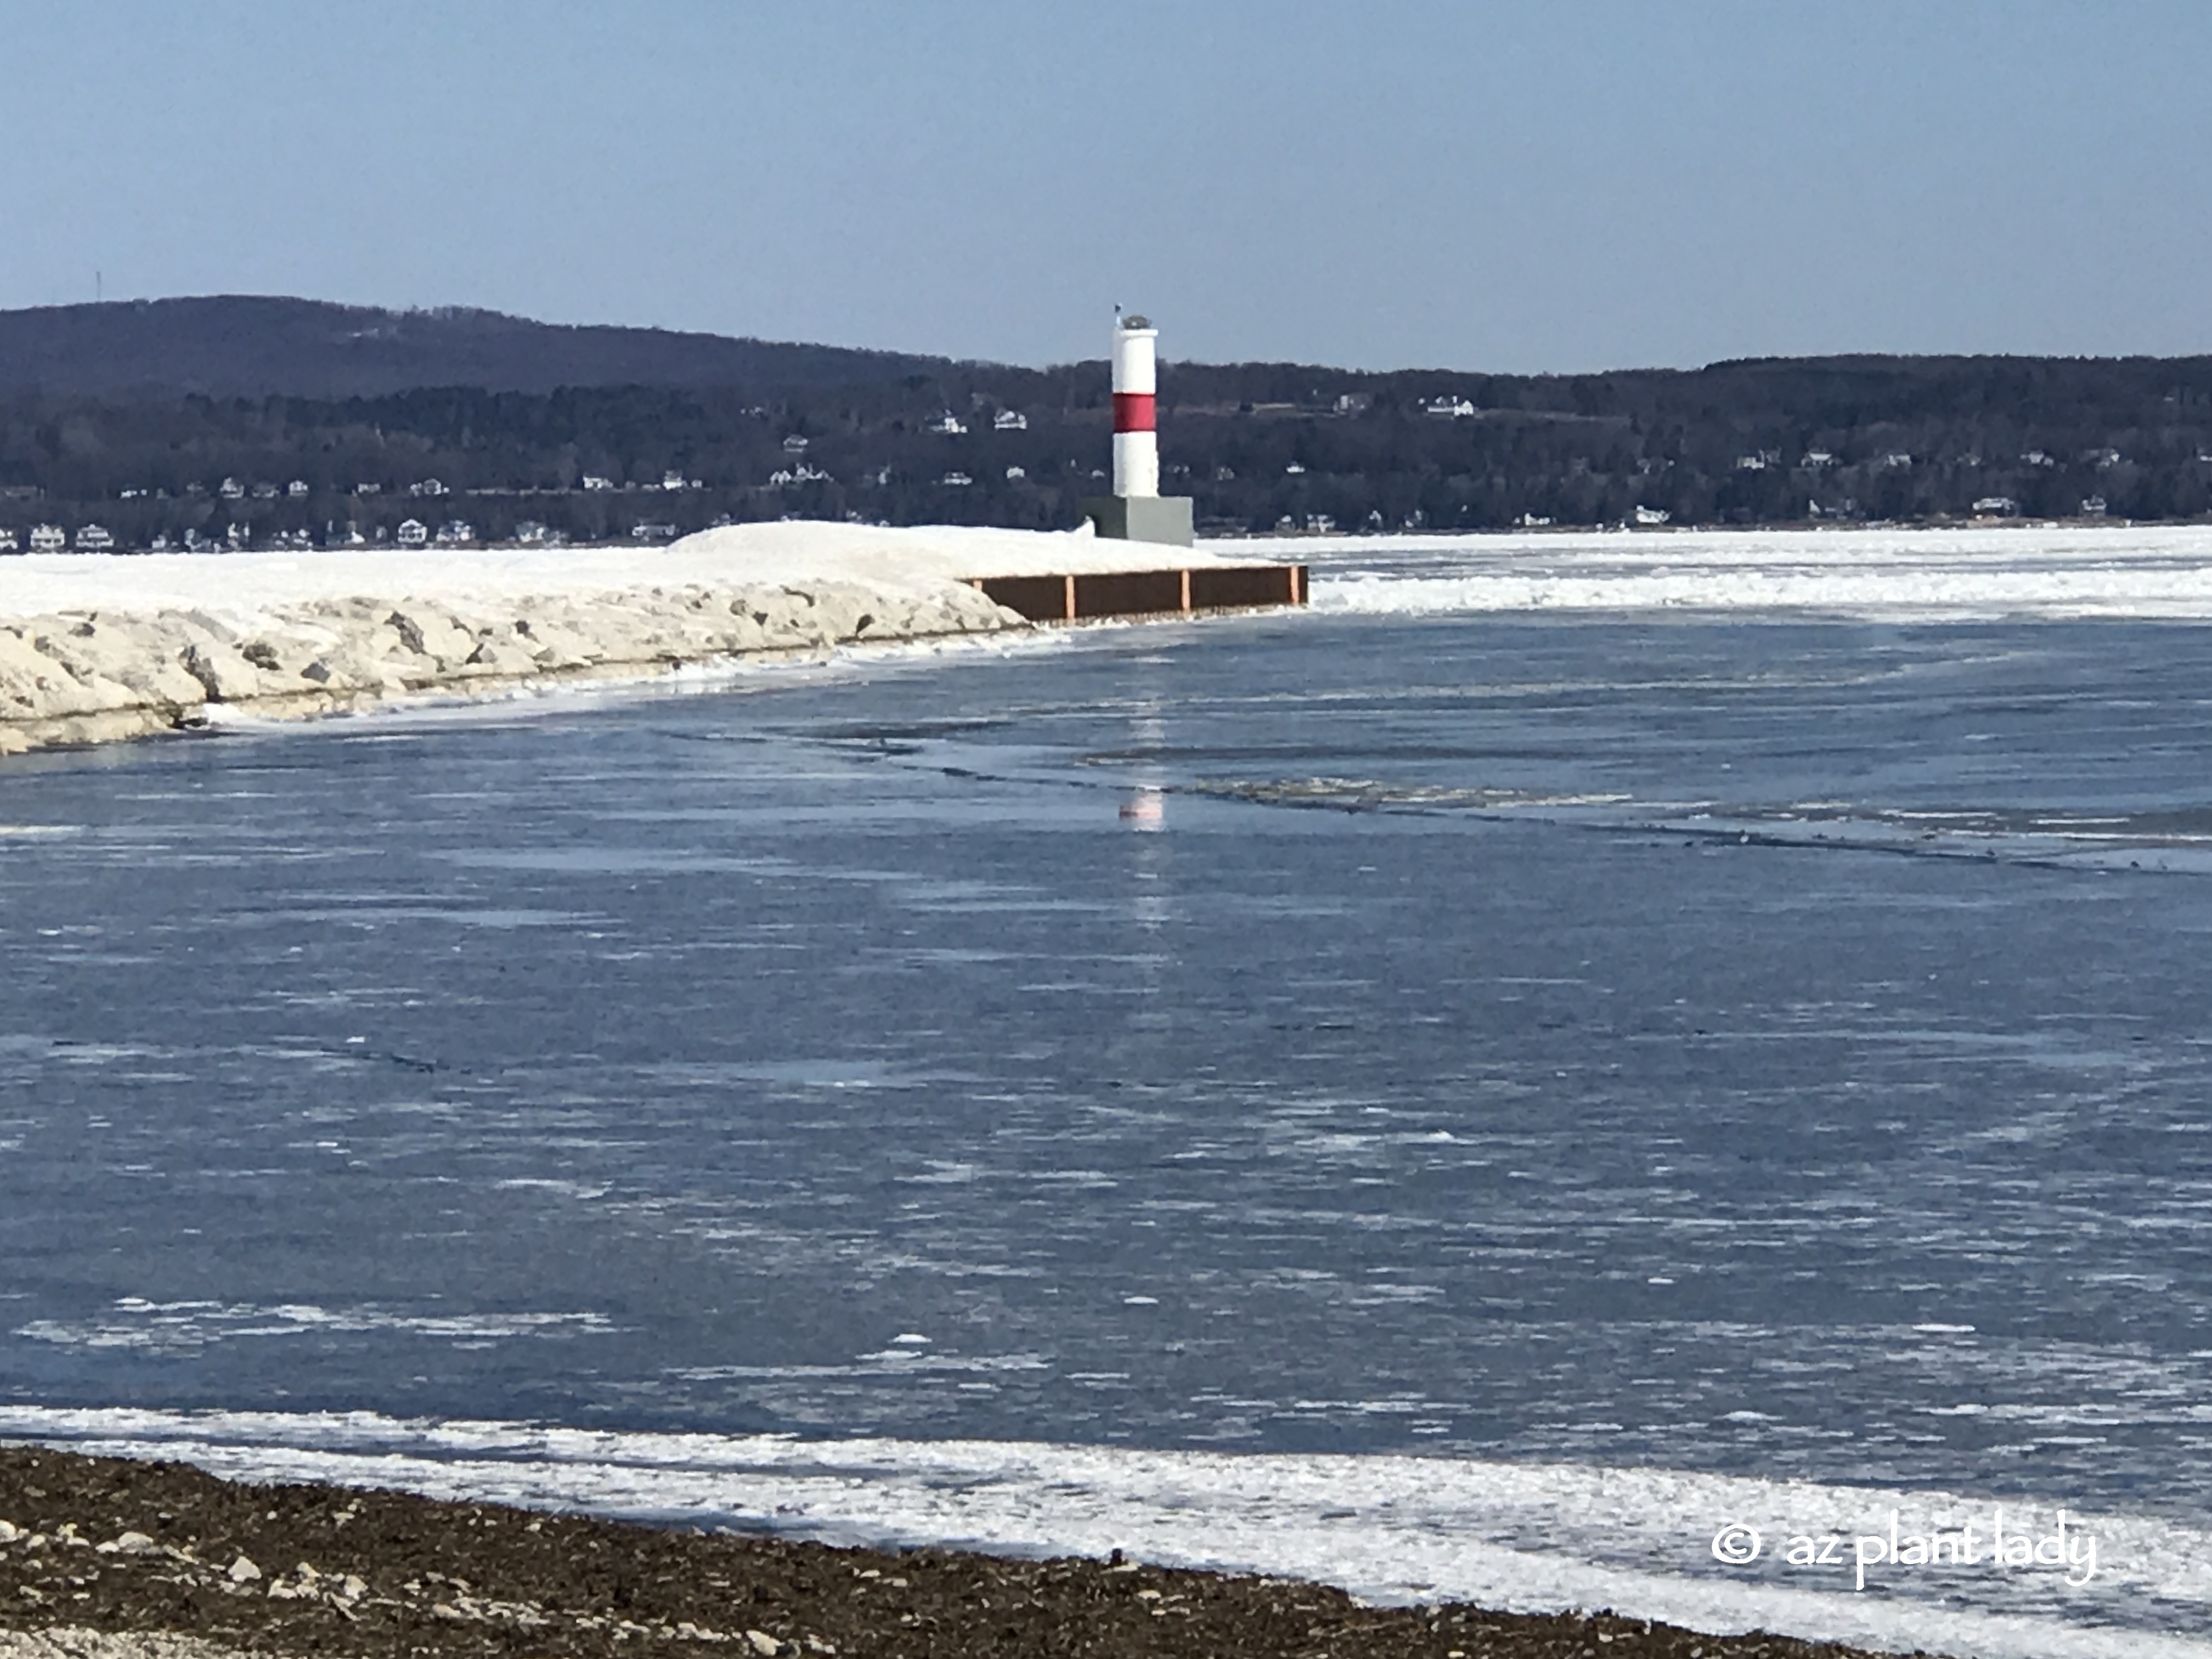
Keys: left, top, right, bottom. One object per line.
{"left": 4, "top": 297, "right": 2209, "bottom": 545}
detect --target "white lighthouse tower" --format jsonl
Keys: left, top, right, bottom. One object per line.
{"left": 1081, "top": 311, "right": 1194, "bottom": 547}
{"left": 1111, "top": 314, "right": 1160, "bottom": 498}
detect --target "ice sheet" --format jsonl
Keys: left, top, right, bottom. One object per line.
{"left": 1297, "top": 524, "right": 2212, "bottom": 618}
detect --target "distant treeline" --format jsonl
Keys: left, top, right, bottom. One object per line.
{"left": 8, "top": 350, "right": 2212, "bottom": 547}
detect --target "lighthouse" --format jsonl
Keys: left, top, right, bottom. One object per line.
{"left": 1112, "top": 313, "right": 1160, "bottom": 497}
{"left": 1080, "top": 311, "right": 1195, "bottom": 547}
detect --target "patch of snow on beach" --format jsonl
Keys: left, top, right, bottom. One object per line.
{"left": 0, "top": 1407, "right": 2205, "bottom": 1659}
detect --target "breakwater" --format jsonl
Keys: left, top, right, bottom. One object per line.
{"left": 0, "top": 575, "right": 1020, "bottom": 754}
{"left": 0, "top": 523, "right": 1317, "bottom": 755}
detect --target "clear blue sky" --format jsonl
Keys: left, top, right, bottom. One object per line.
{"left": 4, "top": 1, "right": 2209, "bottom": 373}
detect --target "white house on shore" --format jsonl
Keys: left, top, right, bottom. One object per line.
{"left": 74, "top": 524, "right": 114, "bottom": 551}
{"left": 29, "top": 524, "right": 65, "bottom": 552}
{"left": 397, "top": 518, "right": 428, "bottom": 546}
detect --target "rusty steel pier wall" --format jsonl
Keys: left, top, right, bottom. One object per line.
{"left": 968, "top": 563, "right": 1307, "bottom": 624}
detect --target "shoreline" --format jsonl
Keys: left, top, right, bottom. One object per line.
{"left": 0, "top": 1443, "right": 1928, "bottom": 1659}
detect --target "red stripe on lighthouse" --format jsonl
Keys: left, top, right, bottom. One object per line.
{"left": 1112, "top": 392, "right": 1156, "bottom": 432}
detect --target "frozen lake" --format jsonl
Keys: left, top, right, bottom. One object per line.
{"left": 3, "top": 558, "right": 2210, "bottom": 1654}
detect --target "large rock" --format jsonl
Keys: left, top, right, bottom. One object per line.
{"left": 386, "top": 608, "right": 478, "bottom": 667}
{"left": 182, "top": 641, "right": 263, "bottom": 702}
{"left": 300, "top": 653, "right": 408, "bottom": 695}
{"left": 19, "top": 622, "right": 193, "bottom": 712}
{"left": 462, "top": 637, "right": 540, "bottom": 677}
{"left": 515, "top": 617, "right": 597, "bottom": 669}
{"left": 0, "top": 629, "right": 139, "bottom": 718}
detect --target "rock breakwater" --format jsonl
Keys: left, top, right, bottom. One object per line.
{"left": 0, "top": 577, "right": 1023, "bottom": 755}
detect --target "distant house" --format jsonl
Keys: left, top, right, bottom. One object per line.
{"left": 0, "top": 528, "right": 18, "bottom": 553}
{"left": 2080, "top": 495, "right": 2109, "bottom": 516}
{"left": 1877, "top": 452, "right": 1913, "bottom": 470}
{"left": 1972, "top": 496, "right": 2019, "bottom": 516}
{"left": 2021, "top": 450, "right": 2056, "bottom": 469}
{"left": 219, "top": 477, "right": 246, "bottom": 500}
{"left": 1424, "top": 397, "right": 1475, "bottom": 419}
{"left": 251, "top": 482, "right": 279, "bottom": 500}
{"left": 940, "top": 471, "right": 972, "bottom": 487}
{"left": 781, "top": 435, "right": 810, "bottom": 454}
{"left": 396, "top": 518, "right": 429, "bottom": 546}
{"left": 1632, "top": 505, "right": 1671, "bottom": 526}
{"left": 515, "top": 521, "right": 551, "bottom": 545}
{"left": 433, "top": 520, "right": 475, "bottom": 545}
{"left": 581, "top": 475, "right": 616, "bottom": 492}
{"left": 410, "top": 478, "right": 449, "bottom": 498}
{"left": 29, "top": 524, "right": 65, "bottom": 552}
{"left": 924, "top": 413, "right": 967, "bottom": 436}
{"left": 1005, "top": 465, "right": 1026, "bottom": 480}
{"left": 355, "top": 482, "right": 383, "bottom": 495}
{"left": 630, "top": 521, "right": 678, "bottom": 541}
{"left": 287, "top": 479, "right": 311, "bottom": 498}
{"left": 662, "top": 470, "right": 687, "bottom": 490}
{"left": 1801, "top": 450, "right": 1837, "bottom": 469}
{"left": 992, "top": 409, "right": 1028, "bottom": 432}
{"left": 1735, "top": 454, "right": 1769, "bottom": 471}
{"left": 74, "top": 523, "right": 115, "bottom": 551}
{"left": 768, "top": 469, "right": 795, "bottom": 487}
{"left": 1519, "top": 512, "right": 1554, "bottom": 527}
{"left": 1284, "top": 461, "right": 1306, "bottom": 475}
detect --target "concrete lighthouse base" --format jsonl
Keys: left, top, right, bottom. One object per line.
{"left": 1079, "top": 495, "right": 1195, "bottom": 548}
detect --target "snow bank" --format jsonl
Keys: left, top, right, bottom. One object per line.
{"left": 0, "top": 522, "right": 1245, "bottom": 754}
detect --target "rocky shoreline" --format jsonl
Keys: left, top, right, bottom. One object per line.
{"left": 0, "top": 575, "right": 1024, "bottom": 755}
{"left": 0, "top": 1446, "right": 1933, "bottom": 1659}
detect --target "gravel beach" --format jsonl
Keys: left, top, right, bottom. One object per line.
{"left": 0, "top": 1447, "right": 1931, "bottom": 1659}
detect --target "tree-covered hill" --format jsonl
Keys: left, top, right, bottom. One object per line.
{"left": 0, "top": 296, "right": 941, "bottom": 400}
{"left": 2, "top": 298, "right": 2210, "bottom": 546}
